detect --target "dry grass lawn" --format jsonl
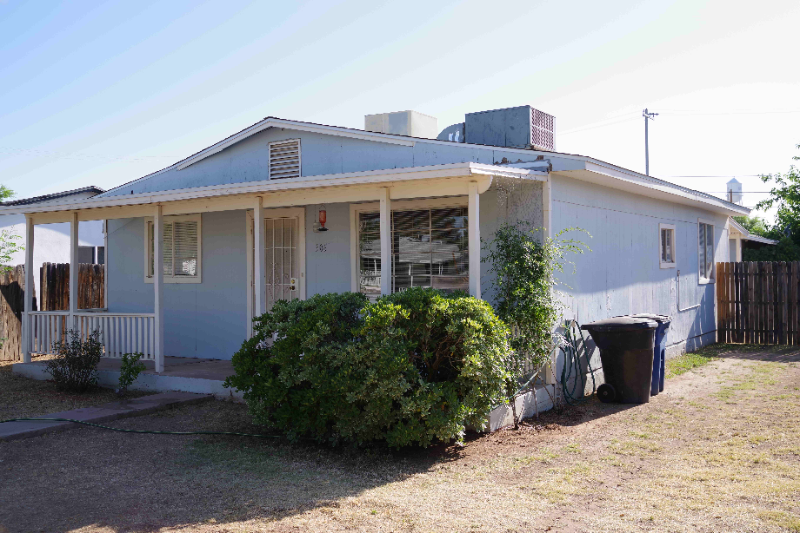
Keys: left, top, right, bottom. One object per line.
{"left": 1, "top": 344, "right": 799, "bottom": 532}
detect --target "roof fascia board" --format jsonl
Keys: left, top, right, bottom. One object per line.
{"left": 0, "top": 163, "right": 527, "bottom": 216}
{"left": 580, "top": 161, "right": 750, "bottom": 216}
{"left": 743, "top": 234, "right": 778, "bottom": 245}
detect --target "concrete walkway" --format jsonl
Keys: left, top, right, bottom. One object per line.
{"left": 0, "top": 391, "right": 212, "bottom": 442}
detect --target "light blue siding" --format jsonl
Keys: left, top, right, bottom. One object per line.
{"left": 550, "top": 174, "right": 728, "bottom": 357}
{"left": 99, "top": 129, "right": 542, "bottom": 197}
{"left": 107, "top": 210, "right": 249, "bottom": 359}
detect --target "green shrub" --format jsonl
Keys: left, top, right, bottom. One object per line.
{"left": 225, "top": 288, "right": 510, "bottom": 447}
{"left": 118, "top": 352, "right": 146, "bottom": 396}
{"left": 45, "top": 329, "right": 102, "bottom": 393}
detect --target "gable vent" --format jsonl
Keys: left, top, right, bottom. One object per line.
{"left": 269, "top": 139, "right": 301, "bottom": 179}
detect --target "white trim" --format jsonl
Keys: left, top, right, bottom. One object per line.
{"left": 468, "top": 182, "right": 480, "bottom": 298}
{"left": 144, "top": 213, "right": 203, "bottom": 284}
{"left": 659, "top": 223, "right": 676, "bottom": 269}
{"left": 698, "top": 218, "right": 715, "bottom": 284}
{"left": 379, "top": 189, "right": 391, "bottom": 296}
{"left": 246, "top": 210, "right": 254, "bottom": 338}
{"left": 153, "top": 205, "right": 164, "bottom": 373}
{"left": 69, "top": 212, "right": 78, "bottom": 325}
{"left": 4, "top": 163, "right": 503, "bottom": 219}
{"left": 22, "top": 215, "right": 34, "bottom": 363}
{"left": 350, "top": 196, "right": 472, "bottom": 296}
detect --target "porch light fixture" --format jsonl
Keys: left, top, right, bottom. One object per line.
{"left": 315, "top": 205, "right": 328, "bottom": 232}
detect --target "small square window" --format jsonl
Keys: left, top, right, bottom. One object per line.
{"left": 144, "top": 214, "right": 202, "bottom": 283}
{"left": 659, "top": 224, "right": 676, "bottom": 268}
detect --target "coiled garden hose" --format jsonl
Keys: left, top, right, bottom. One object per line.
{"left": 559, "top": 320, "right": 596, "bottom": 405}
{"left": 0, "top": 418, "right": 280, "bottom": 438}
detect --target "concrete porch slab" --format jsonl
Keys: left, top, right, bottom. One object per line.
{"left": 12, "top": 357, "right": 241, "bottom": 400}
{"left": 0, "top": 391, "right": 212, "bottom": 442}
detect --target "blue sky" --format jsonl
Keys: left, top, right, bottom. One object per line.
{"left": 1, "top": 0, "right": 798, "bottom": 221}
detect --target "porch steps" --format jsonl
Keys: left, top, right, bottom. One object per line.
{"left": 0, "top": 391, "right": 212, "bottom": 442}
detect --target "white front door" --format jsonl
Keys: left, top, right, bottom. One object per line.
{"left": 265, "top": 216, "right": 301, "bottom": 311}
{"left": 247, "top": 208, "right": 306, "bottom": 338}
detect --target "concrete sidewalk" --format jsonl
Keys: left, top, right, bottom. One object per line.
{"left": 0, "top": 391, "right": 212, "bottom": 442}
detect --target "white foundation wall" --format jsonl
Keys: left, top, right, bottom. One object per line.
{"left": 550, "top": 173, "right": 728, "bottom": 361}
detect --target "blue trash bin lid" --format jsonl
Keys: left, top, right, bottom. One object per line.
{"left": 580, "top": 316, "right": 658, "bottom": 332}
{"left": 629, "top": 313, "right": 672, "bottom": 327}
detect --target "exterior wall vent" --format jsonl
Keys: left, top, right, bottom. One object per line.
{"left": 530, "top": 107, "right": 555, "bottom": 151}
{"left": 269, "top": 139, "right": 301, "bottom": 179}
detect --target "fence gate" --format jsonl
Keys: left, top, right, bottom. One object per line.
{"left": 717, "top": 261, "right": 800, "bottom": 345}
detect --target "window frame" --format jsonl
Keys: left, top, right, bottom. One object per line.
{"left": 658, "top": 223, "right": 676, "bottom": 269}
{"left": 349, "top": 197, "right": 469, "bottom": 294}
{"left": 143, "top": 214, "right": 202, "bottom": 284}
{"left": 698, "top": 218, "right": 715, "bottom": 284}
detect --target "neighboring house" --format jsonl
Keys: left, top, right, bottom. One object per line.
{"left": 1, "top": 186, "right": 106, "bottom": 268}
{"left": 727, "top": 217, "right": 778, "bottom": 261}
{"left": 2, "top": 106, "right": 750, "bottom": 373}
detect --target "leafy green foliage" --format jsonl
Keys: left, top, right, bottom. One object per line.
{"left": 45, "top": 329, "right": 102, "bottom": 392}
{"left": 224, "top": 289, "right": 510, "bottom": 448}
{"left": 733, "top": 215, "right": 774, "bottom": 239}
{"left": 742, "top": 236, "right": 800, "bottom": 261}
{"left": 482, "top": 223, "right": 590, "bottom": 391}
{"left": 756, "top": 145, "right": 800, "bottom": 237}
{"left": 118, "top": 352, "right": 146, "bottom": 395}
{"left": 0, "top": 186, "right": 22, "bottom": 273}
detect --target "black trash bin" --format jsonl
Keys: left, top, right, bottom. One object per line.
{"left": 581, "top": 317, "right": 658, "bottom": 404}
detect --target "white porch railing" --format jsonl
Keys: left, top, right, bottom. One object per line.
{"left": 28, "top": 311, "right": 157, "bottom": 361}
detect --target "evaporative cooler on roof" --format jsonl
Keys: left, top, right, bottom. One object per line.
{"left": 269, "top": 139, "right": 301, "bottom": 179}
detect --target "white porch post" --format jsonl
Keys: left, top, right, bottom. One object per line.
{"left": 254, "top": 196, "right": 266, "bottom": 316}
{"left": 468, "top": 181, "right": 481, "bottom": 299}
{"left": 153, "top": 205, "right": 165, "bottom": 373}
{"left": 69, "top": 211, "right": 79, "bottom": 329}
{"left": 22, "top": 215, "right": 34, "bottom": 363}
{"left": 379, "top": 188, "right": 392, "bottom": 295}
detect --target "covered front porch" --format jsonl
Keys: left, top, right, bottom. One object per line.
{"left": 17, "top": 162, "right": 546, "bottom": 374}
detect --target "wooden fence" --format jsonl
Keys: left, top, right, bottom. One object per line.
{"left": 0, "top": 266, "right": 33, "bottom": 361}
{"left": 0, "top": 263, "right": 105, "bottom": 361}
{"left": 39, "top": 263, "right": 105, "bottom": 311}
{"left": 717, "top": 261, "right": 800, "bottom": 345}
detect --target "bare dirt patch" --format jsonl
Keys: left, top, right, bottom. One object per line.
{"left": 1, "top": 346, "right": 799, "bottom": 532}
{"left": 0, "top": 358, "right": 152, "bottom": 420}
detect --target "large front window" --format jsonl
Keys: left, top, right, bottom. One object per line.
{"left": 358, "top": 207, "right": 469, "bottom": 299}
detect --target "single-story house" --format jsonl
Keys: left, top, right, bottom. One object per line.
{"left": 0, "top": 186, "right": 106, "bottom": 267}
{"left": 727, "top": 217, "right": 778, "bottom": 260}
{"left": 1, "top": 105, "right": 750, "bottom": 375}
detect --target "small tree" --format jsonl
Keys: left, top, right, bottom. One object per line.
{"left": 756, "top": 144, "right": 800, "bottom": 239}
{"left": 0, "top": 186, "right": 22, "bottom": 273}
{"left": 482, "top": 223, "right": 590, "bottom": 421}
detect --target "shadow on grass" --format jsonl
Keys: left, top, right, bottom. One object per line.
{"left": 696, "top": 343, "right": 800, "bottom": 363}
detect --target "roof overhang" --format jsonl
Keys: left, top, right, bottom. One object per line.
{"left": 0, "top": 163, "right": 545, "bottom": 223}
{"left": 728, "top": 217, "right": 778, "bottom": 245}
{"left": 552, "top": 160, "right": 750, "bottom": 217}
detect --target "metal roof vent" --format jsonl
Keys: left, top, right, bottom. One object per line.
{"left": 269, "top": 139, "right": 301, "bottom": 179}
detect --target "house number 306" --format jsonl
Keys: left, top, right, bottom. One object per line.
{"left": 315, "top": 244, "right": 328, "bottom": 253}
